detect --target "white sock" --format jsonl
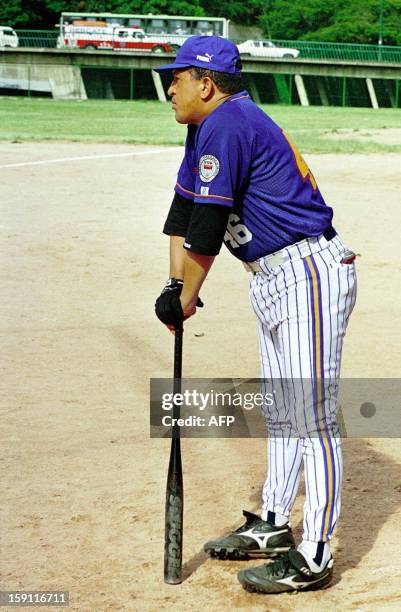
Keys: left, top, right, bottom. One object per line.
{"left": 297, "top": 540, "right": 331, "bottom": 572}
{"left": 263, "top": 510, "right": 289, "bottom": 526}
{"left": 274, "top": 512, "right": 289, "bottom": 527}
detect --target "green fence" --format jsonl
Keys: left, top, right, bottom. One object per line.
{"left": 16, "top": 29, "right": 59, "bottom": 48}
{"left": 11, "top": 30, "right": 401, "bottom": 64}
{"left": 271, "top": 38, "right": 401, "bottom": 64}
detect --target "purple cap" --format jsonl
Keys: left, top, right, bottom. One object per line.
{"left": 154, "top": 35, "right": 241, "bottom": 75}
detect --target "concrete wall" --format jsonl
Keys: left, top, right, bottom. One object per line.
{"left": 0, "top": 51, "right": 87, "bottom": 99}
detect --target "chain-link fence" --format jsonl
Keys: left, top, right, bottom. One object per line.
{"left": 7, "top": 30, "right": 401, "bottom": 64}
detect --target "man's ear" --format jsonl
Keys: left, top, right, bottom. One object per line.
{"left": 200, "top": 77, "right": 214, "bottom": 100}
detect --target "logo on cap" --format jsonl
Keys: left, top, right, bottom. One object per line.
{"left": 196, "top": 52, "right": 214, "bottom": 63}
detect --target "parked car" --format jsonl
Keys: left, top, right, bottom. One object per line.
{"left": 0, "top": 26, "right": 19, "bottom": 48}
{"left": 237, "top": 40, "right": 299, "bottom": 59}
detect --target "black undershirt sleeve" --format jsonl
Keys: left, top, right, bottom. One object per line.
{"left": 163, "top": 192, "right": 195, "bottom": 237}
{"left": 184, "top": 203, "right": 230, "bottom": 256}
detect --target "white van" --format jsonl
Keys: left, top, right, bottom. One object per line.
{"left": 0, "top": 26, "right": 19, "bottom": 48}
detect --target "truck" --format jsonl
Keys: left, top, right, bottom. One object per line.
{"left": 57, "top": 25, "right": 173, "bottom": 53}
{"left": 0, "top": 26, "right": 19, "bottom": 48}
{"left": 237, "top": 40, "right": 300, "bottom": 59}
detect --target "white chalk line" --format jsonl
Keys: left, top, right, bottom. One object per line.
{"left": 0, "top": 146, "right": 183, "bottom": 169}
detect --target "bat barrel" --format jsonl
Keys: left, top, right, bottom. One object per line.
{"left": 164, "top": 325, "right": 184, "bottom": 584}
{"left": 164, "top": 437, "right": 183, "bottom": 584}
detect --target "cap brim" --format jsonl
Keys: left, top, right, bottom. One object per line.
{"left": 153, "top": 61, "right": 191, "bottom": 74}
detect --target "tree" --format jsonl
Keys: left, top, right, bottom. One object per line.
{"left": 50, "top": 0, "right": 204, "bottom": 17}
{"left": 0, "top": 0, "right": 37, "bottom": 27}
{"left": 2, "top": 0, "right": 401, "bottom": 46}
{"left": 259, "top": 0, "right": 401, "bottom": 46}
{"left": 201, "top": 0, "right": 265, "bottom": 25}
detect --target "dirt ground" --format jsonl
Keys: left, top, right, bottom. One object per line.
{"left": 1, "top": 141, "right": 400, "bottom": 611}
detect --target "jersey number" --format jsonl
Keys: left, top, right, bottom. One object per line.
{"left": 282, "top": 131, "right": 317, "bottom": 190}
{"left": 224, "top": 214, "right": 253, "bottom": 249}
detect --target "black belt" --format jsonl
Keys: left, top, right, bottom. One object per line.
{"left": 323, "top": 227, "right": 337, "bottom": 241}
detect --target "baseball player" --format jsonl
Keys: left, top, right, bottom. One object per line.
{"left": 154, "top": 36, "right": 357, "bottom": 593}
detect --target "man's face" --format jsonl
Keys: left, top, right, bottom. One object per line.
{"left": 167, "top": 68, "right": 204, "bottom": 125}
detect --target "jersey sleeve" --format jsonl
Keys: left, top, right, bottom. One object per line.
{"left": 174, "top": 124, "right": 197, "bottom": 200}
{"left": 192, "top": 118, "right": 251, "bottom": 207}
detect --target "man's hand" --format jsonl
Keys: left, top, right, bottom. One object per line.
{"left": 155, "top": 278, "right": 184, "bottom": 327}
{"left": 155, "top": 278, "right": 203, "bottom": 328}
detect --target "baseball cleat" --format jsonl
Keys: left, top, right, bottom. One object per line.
{"left": 203, "top": 510, "right": 295, "bottom": 560}
{"left": 238, "top": 549, "right": 333, "bottom": 593}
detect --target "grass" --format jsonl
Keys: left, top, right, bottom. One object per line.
{"left": 0, "top": 97, "right": 401, "bottom": 153}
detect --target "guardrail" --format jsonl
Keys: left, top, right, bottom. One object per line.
{"left": 271, "top": 38, "right": 401, "bottom": 64}
{"left": 15, "top": 29, "right": 59, "bottom": 48}
{"left": 7, "top": 30, "right": 401, "bottom": 64}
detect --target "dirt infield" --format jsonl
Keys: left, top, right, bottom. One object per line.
{"left": 1, "top": 142, "right": 400, "bottom": 611}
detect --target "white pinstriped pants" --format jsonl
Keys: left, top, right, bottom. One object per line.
{"left": 249, "top": 234, "right": 357, "bottom": 542}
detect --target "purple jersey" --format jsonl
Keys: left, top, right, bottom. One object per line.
{"left": 174, "top": 91, "right": 333, "bottom": 262}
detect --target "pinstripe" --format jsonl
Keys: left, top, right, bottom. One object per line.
{"left": 279, "top": 264, "right": 300, "bottom": 432}
{"left": 273, "top": 437, "right": 278, "bottom": 509}
{"left": 281, "top": 439, "right": 301, "bottom": 513}
{"left": 289, "top": 259, "right": 310, "bottom": 434}
{"left": 304, "top": 255, "right": 335, "bottom": 541}
{"left": 266, "top": 275, "right": 280, "bottom": 327}
{"left": 334, "top": 266, "right": 342, "bottom": 380}
{"left": 259, "top": 275, "right": 277, "bottom": 330}
{"left": 332, "top": 438, "right": 343, "bottom": 532}
{"left": 283, "top": 454, "right": 303, "bottom": 515}
{"left": 317, "top": 252, "right": 339, "bottom": 536}
{"left": 274, "top": 270, "right": 292, "bottom": 423}
{"left": 304, "top": 262, "right": 314, "bottom": 393}
{"left": 268, "top": 329, "right": 287, "bottom": 438}
{"left": 316, "top": 251, "right": 334, "bottom": 381}
{"left": 303, "top": 450, "right": 312, "bottom": 536}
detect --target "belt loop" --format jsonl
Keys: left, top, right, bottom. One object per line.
{"left": 323, "top": 227, "right": 337, "bottom": 241}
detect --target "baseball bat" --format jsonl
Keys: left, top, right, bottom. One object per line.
{"left": 164, "top": 325, "right": 184, "bottom": 584}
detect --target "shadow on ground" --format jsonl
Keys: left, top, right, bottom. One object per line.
{"left": 181, "top": 438, "right": 401, "bottom": 585}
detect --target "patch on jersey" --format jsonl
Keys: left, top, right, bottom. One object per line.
{"left": 199, "top": 155, "right": 220, "bottom": 183}
{"left": 200, "top": 186, "right": 209, "bottom": 195}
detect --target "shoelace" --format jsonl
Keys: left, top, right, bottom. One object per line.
{"left": 266, "top": 555, "right": 292, "bottom": 578}
{"left": 235, "top": 521, "right": 252, "bottom": 533}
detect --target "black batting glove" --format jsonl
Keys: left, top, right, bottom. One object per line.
{"left": 155, "top": 289, "right": 184, "bottom": 327}
{"left": 155, "top": 278, "right": 204, "bottom": 327}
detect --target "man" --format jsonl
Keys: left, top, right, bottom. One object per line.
{"left": 154, "top": 35, "right": 357, "bottom": 593}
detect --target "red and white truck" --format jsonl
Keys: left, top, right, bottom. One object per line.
{"left": 58, "top": 24, "right": 173, "bottom": 53}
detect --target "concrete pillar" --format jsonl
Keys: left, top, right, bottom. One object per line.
{"left": 151, "top": 70, "right": 167, "bottom": 102}
{"left": 48, "top": 65, "right": 87, "bottom": 99}
{"left": 366, "top": 78, "right": 379, "bottom": 109}
{"left": 248, "top": 75, "right": 261, "bottom": 104}
{"left": 385, "top": 80, "right": 396, "bottom": 108}
{"left": 0, "top": 62, "right": 87, "bottom": 99}
{"left": 316, "top": 77, "right": 329, "bottom": 106}
{"left": 294, "top": 74, "right": 309, "bottom": 106}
